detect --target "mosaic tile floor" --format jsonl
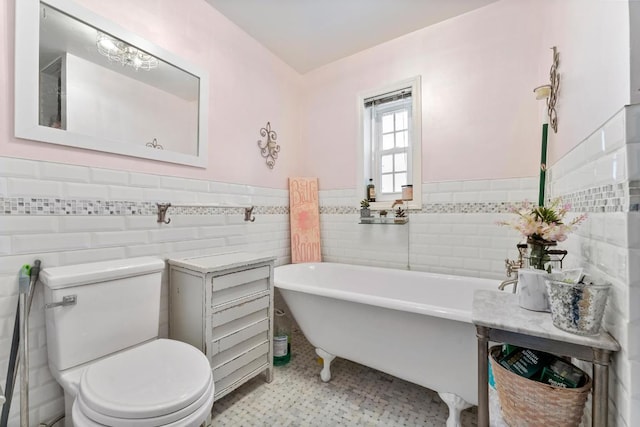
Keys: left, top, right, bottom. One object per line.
{"left": 212, "top": 327, "right": 477, "bottom": 426}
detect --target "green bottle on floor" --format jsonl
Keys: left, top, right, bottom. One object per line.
{"left": 273, "top": 309, "right": 291, "bottom": 366}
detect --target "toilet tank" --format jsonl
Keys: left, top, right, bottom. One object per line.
{"left": 40, "top": 257, "right": 165, "bottom": 372}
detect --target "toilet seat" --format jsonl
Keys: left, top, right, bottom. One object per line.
{"left": 73, "top": 339, "right": 213, "bottom": 426}
{"left": 72, "top": 386, "right": 214, "bottom": 427}
{"left": 72, "top": 378, "right": 214, "bottom": 427}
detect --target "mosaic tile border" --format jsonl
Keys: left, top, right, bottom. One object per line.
{"left": 320, "top": 183, "right": 632, "bottom": 214}
{"left": 0, "top": 198, "right": 288, "bottom": 216}
{"left": 555, "top": 182, "right": 634, "bottom": 213}
{"left": 0, "top": 182, "right": 632, "bottom": 217}
{"left": 170, "top": 205, "right": 288, "bottom": 216}
{"left": 320, "top": 202, "right": 516, "bottom": 215}
{"left": 629, "top": 180, "right": 640, "bottom": 212}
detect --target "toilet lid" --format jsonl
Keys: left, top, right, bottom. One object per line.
{"left": 78, "top": 339, "right": 211, "bottom": 420}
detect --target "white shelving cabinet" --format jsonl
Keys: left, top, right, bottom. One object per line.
{"left": 168, "top": 252, "right": 276, "bottom": 401}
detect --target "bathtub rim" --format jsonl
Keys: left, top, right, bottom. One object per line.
{"left": 274, "top": 262, "right": 500, "bottom": 324}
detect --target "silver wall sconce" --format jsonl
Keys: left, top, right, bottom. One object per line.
{"left": 257, "top": 122, "right": 280, "bottom": 169}
{"left": 533, "top": 46, "right": 560, "bottom": 133}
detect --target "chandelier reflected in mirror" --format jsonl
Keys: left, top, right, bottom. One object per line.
{"left": 96, "top": 31, "right": 159, "bottom": 71}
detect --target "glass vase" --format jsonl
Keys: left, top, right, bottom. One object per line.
{"left": 526, "top": 238, "right": 556, "bottom": 271}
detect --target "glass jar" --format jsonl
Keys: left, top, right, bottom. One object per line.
{"left": 273, "top": 309, "right": 291, "bottom": 366}
{"left": 401, "top": 184, "right": 413, "bottom": 201}
{"left": 526, "top": 238, "right": 556, "bottom": 270}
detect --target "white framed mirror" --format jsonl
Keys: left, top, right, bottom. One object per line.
{"left": 15, "top": 0, "right": 209, "bottom": 167}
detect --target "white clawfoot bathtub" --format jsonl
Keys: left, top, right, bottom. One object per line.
{"left": 274, "top": 262, "right": 499, "bottom": 427}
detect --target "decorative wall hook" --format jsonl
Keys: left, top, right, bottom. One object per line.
{"left": 157, "top": 203, "right": 172, "bottom": 224}
{"left": 257, "top": 122, "right": 280, "bottom": 169}
{"left": 547, "top": 46, "right": 560, "bottom": 133}
{"left": 244, "top": 206, "right": 256, "bottom": 222}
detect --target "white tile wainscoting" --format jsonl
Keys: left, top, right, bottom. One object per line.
{"left": 319, "top": 178, "right": 538, "bottom": 280}
{"left": 0, "top": 156, "right": 291, "bottom": 425}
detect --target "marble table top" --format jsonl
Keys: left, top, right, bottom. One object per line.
{"left": 472, "top": 290, "right": 620, "bottom": 352}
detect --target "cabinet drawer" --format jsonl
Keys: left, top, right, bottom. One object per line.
{"left": 213, "top": 341, "right": 269, "bottom": 382}
{"left": 211, "top": 332, "right": 268, "bottom": 368}
{"left": 214, "top": 357, "right": 269, "bottom": 400}
{"left": 212, "top": 267, "right": 270, "bottom": 306}
{"left": 212, "top": 309, "right": 268, "bottom": 341}
{"left": 212, "top": 294, "right": 269, "bottom": 328}
{"left": 210, "top": 318, "right": 269, "bottom": 356}
{"left": 213, "top": 266, "right": 270, "bottom": 292}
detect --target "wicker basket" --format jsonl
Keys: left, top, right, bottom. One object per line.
{"left": 490, "top": 346, "right": 591, "bottom": 427}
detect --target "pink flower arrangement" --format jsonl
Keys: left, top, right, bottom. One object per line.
{"left": 498, "top": 198, "right": 587, "bottom": 243}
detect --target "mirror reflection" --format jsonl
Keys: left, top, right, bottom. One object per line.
{"left": 29, "top": 1, "right": 205, "bottom": 162}
{"left": 39, "top": 2, "right": 199, "bottom": 155}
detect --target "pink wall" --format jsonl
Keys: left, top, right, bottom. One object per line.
{"left": 0, "top": 0, "right": 303, "bottom": 189}
{"left": 1, "top": 0, "right": 631, "bottom": 190}
{"left": 301, "top": 0, "right": 544, "bottom": 189}
{"left": 300, "top": 0, "right": 632, "bottom": 190}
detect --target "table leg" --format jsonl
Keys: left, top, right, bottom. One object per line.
{"left": 476, "top": 326, "right": 490, "bottom": 427}
{"left": 592, "top": 348, "right": 612, "bottom": 427}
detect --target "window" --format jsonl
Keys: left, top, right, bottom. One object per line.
{"left": 359, "top": 77, "right": 421, "bottom": 209}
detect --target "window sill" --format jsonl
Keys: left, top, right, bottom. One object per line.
{"left": 367, "top": 200, "right": 420, "bottom": 210}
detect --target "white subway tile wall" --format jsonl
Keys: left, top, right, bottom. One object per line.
{"left": 626, "top": 104, "right": 640, "bottom": 143}
{"left": 319, "top": 178, "right": 536, "bottom": 279}
{"left": 89, "top": 168, "right": 130, "bottom": 186}
{"left": 545, "top": 105, "right": 639, "bottom": 427}
{"left": 6, "top": 178, "right": 63, "bottom": 198}
{"left": 320, "top": 212, "right": 410, "bottom": 270}
{"left": 0, "top": 158, "right": 40, "bottom": 178}
{"left": 0, "top": 157, "right": 291, "bottom": 425}
{"left": 40, "top": 163, "right": 91, "bottom": 183}
{"left": 628, "top": 144, "right": 640, "bottom": 181}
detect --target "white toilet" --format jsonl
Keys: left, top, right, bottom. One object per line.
{"left": 40, "top": 257, "right": 214, "bottom": 427}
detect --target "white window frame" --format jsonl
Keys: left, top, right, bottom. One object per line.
{"left": 373, "top": 99, "right": 412, "bottom": 198}
{"left": 357, "top": 76, "right": 422, "bottom": 210}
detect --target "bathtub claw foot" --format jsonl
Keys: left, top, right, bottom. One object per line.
{"left": 315, "top": 348, "right": 335, "bottom": 382}
{"left": 438, "top": 392, "right": 472, "bottom": 427}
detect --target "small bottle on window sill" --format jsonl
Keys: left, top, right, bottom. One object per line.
{"left": 366, "top": 179, "right": 376, "bottom": 202}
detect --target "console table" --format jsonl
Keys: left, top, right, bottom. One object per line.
{"left": 472, "top": 290, "right": 620, "bottom": 427}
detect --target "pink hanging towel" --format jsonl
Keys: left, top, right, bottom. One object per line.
{"left": 289, "top": 177, "right": 322, "bottom": 263}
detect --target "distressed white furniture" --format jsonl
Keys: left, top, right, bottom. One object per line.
{"left": 169, "top": 253, "right": 276, "bottom": 401}
{"left": 472, "top": 290, "right": 620, "bottom": 427}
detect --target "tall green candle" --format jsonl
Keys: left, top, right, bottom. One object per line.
{"left": 538, "top": 123, "right": 548, "bottom": 207}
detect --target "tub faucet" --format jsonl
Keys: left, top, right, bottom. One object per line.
{"left": 498, "top": 243, "right": 527, "bottom": 293}
{"left": 498, "top": 277, "right": 518, "bottom": 293}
